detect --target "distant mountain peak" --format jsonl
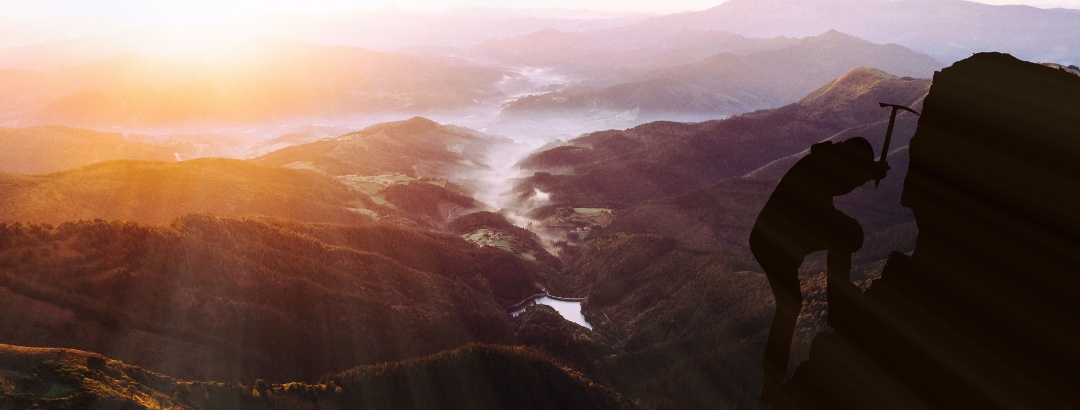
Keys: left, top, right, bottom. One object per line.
{"left": 818, "top": 29, "right": 853, "bottom": 38}
{"left": 651, "top": 0, "right": 1079, "bottom": 64}
{"left": 355, "top": 116, "right": 441, "bottom": 137}
{"left": 399, "top": 116, "right": 440, "bottom": 128}
{"left": 802, "top": 29, "right": 870, "bottom": 45}
{"left": 799, "top": 66, "right": 897, "bottom": 106}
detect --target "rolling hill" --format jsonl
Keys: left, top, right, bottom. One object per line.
{"left": 254, "top": 117, "right": 533, "bottom": 227}
{"left": 0, "top": 215, "right": 555, "bottom": 382}
{"left": 0, "top": 126, "right": 180, "bottom": 174}
{"left": 253, "top": 117, "right": 505, "bottom": 181}
{"left": 0, "top": 117, "right": 554, "bottom": 234}
{"left": 0, "top": 342, "right": 627, "bottom": 410}
{"left": 0, "top": 158, "right": 371, "bottom": 225}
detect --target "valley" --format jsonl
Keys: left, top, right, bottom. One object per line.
{"left": 0, "top": 1, "right": 1076, "bottom": 409}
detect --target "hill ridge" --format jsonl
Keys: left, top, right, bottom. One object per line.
{"left": 0, "top": 342, "right": 627, "bottom": 410}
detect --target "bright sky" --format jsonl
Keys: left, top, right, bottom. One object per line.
{"left": 4, "top": 0, "right": 1079, "bottom": 26}
{"left": 1, "top": 0, "right": 1076, "bottom": 53}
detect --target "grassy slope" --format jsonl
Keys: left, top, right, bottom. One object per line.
{"left": 0, "top": 126, "right": 176, "bottom": 175}
{"left": 0, "top": 158, "right": 370, "bottom": 225}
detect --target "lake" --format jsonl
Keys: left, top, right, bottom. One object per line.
{"left": 511, "top": 295, "right": 593, "bottom": 330}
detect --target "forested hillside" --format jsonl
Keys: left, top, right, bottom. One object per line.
{"left": 0, "top": 215, "right": 555, "bottom": 382}
{"left": 0, "top": 343, "right": 628, "bottom": 410}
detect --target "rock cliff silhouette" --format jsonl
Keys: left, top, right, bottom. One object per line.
{"left": 772, "top": 53, "right": 1080, "bottom": 409}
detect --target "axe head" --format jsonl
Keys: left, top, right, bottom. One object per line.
{"left": 879, "top": 102, "right": 921, "bottom": 116}
{"left": 873, "top": 103, "right": 919, "bottom": 188}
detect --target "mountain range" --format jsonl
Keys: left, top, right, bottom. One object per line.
{"left": 499, "top": 30, "right": 939, "bottom": 123}
{"left": 639, "top": 0, "right": 1080, "bottom": 64}
{"left": 4, "top": 0, "right": 1071, "bottom": 134}
{"left": 1, "top": 57, "right": 1071, "bottom": 408}
{"left": 1, "top": 2, "right": 1076, "bottom": 406}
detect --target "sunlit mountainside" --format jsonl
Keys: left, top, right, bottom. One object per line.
{"left": 1, "top": 0, "right": 1077, "bottom": 409}
{"left": 253, "top": 117, "right": 505, "bottom": 184}
{"left": 0, "top": 215, "right": 556, "bottom": 380}
{"left": 0, "top": 126, "right": 177, "bottom": 174}
{"left": 3, "top": 40, "right": 514, "bottom": 129}
{"left": 0, "top": 159, "right": 369, "bottom": 225}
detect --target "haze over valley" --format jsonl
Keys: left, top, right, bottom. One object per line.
{"left": 1, "top": 0, "right": 1077, "bottom": 408}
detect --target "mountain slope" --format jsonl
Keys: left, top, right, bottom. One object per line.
{"left": 253, "top": 117, "right": 524, "bottom": 227}
{"left": 541, "top": 233, "right": 773, "bottom": 409}
{"left": 0, "top": 158, "right": 369, "bottom": 225}
{"left": 514, "top": 67, "right": 930, "bottom": 208}
{"left": 609, "top": 99, "right": 922, "bottom": 261}
{"left": 0, "top": 125, "right": 179, "bottom": 174}
{"left": 254, "top": 117, "right": 503, "bottom": 180}
{"left": 327, "top": 344, "right": 628, "bottom": 410}
{"left": 0, "top": 215, "right": 553, "bottom": 382}
{"left": 0, "top": 343, "right": 628, "bottom": 410}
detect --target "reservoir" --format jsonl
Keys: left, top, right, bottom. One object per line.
{"left": 511, "top": 295, "right": 593, "bottom": 330}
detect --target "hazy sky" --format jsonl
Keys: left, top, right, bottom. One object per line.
{"left": 4, "top": 0, "right": 1080, "bottom": 25}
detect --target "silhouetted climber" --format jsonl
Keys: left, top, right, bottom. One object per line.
{"left": 770, "top": 53, "right": 1080, "bottom": 410}
{"left": 749, "top": 137, "right": 887, "bottom": 404}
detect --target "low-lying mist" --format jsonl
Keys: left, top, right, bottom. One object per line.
{"left": 1, "top": 55, "right": 731, "bottom": 244}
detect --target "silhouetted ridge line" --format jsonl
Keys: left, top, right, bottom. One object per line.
{"left": 773, "top": 52, "right": 1080, "bottom": 409}
{"left": 0, "top": 342, "right": 627, "bottom": 409}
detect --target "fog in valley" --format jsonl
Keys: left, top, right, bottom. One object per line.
{"left": 1, "top": 1, "right": 1078, "bottom": 409}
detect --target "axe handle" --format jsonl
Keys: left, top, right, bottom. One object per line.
{"left": 880, "top": 109, "right": 898, "bottom": 163}
{"left": 874, "top": 102, "right": 920, "bottom": 188}
{"left": 875, "top": 111, "right": 897, "bottom": 187}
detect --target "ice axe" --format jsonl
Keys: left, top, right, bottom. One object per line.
{"left": 875, "top": 102, "right": 920, "bottom": 187}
